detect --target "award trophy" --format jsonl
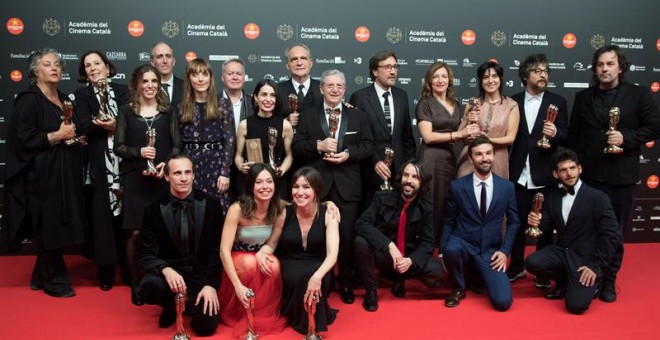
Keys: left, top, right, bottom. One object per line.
{"left": 242, "top": 289, "right": 258, "bottom": 340}
{"left": 466, "top": 97, "right": 481, "bottom": 140}
{"left": 267, "top": 127, "right": 281, "bottom": 176}
{"left": 525, "top": 192, "right": 545, "bottom": 238}
{"left": 142, "top": 129, "right": 159, "bottom": 176}
{"left": 62, "top": 100, "right": 87, "bottom": 145}
{"left": 380, "top": 148, "right": 394, "bottom": 191}
{"left": 172, "top": 293, "right": 191, "bottom": 340}
{"left": 288, "top": 94, "right": 299, "bottom": 134}
{"left": 604, "top": 107, "right": 623, "bottom": 154}
{"left": 94, "top": 78, "right": 113, "bottom": 122}
{"left": 325, "top": 109, "right": 340, "bottom": 157}
{"left": 303, "top": 295, "right": 322, "bottom": 340}
{"left": 537, "top": 104, "right": 558, "bottom": 149}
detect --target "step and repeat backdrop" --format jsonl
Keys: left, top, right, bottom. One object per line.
{"left": 1, "top": 0, "right": 659, "bottom": 242}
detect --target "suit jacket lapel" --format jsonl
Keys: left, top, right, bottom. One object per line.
{"left": 160, "top": 203, "right": 184, "bottom": 254}
{"left": 463, "top": 178, "right": 480, "bottom": 220}
{"left": 532, "top": 97, "right": 551, "bottom": 135}
{"left": 318, "top": 108, "right": 329, "bottom": 136}
{"left": 193, "top": 197, "right": 206, "bottom": 254}
{"left": 337, "top": 106, "right": 349, "bottom": 151}
{"left": 369, "top": 86, "right": 390, "bottom": 134}
{"left": 551, "top": 192, "right": 565, "bottom": 227}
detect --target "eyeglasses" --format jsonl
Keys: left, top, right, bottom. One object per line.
{"left": 378, "top": 64, "right": 399, "bottom": 71}
{"left": 530, "top": 68, "right": 550, "bottom": 75}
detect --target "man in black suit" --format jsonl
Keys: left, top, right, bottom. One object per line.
{"left": 354, "top": 160, "right": 443, "bottom": 312}
{"left": 137, "top": 154, "right": 223, "bottom": 335}
{"left": 525, "top": 149, "right": 622, "bottom": 314}
{"left": 277, "top": 43, "right": 323, "bottom": 126}
{"left": 508, "top": 54, "right": 569, "bottom": 287}
{"left": 349, "top": 50, "right": 416, "bottom": 210}
{"left": 569, "top": 45, "right": 660, "bottom": 302}
{"left": 292, "top": 69, "right": 374, "bottom": 304}
{"left": 151, "top": 41, "right": 183, "bottom": 107}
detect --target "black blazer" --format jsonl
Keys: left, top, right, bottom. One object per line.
{"left": 355, "top": 191, "right": 434, "bottom": 267}
{"left": 349, "top": 85, "right": 416, "bottom": 186}
{"left": 537, "top": 182, "right": 622, "bottom": 276}
{"left": 137, "top": 190, "right": 223, "bottom": 288}
{"left": 220, "top": 88, "right": 255, "bottom": 125}
{"left": 277, "top": 78, "right": 323, "bottom": 118}
{"left": 569, "top": 83, "right": 660, "bottom": 185}
{"left": 292, "top": 103, "right": 374, "bottom": 201}
{"left": 170, "top": 76, "right": 184, "bottom": 109}
{"left": 509, "top": 90, "right": 569, "bottom": 187}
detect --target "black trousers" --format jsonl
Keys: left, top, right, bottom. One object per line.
{"left": 31, "top": 243, "right": 72, "bottom": 296}
{"left": 525, "top": 246, "right": 599, "bottom": 314}
{"left": 139, "top": 268, "right": 219, "bottom": 336}
{"left": 323, "top": 182, "right": 359, "bottom": 288}
{"left": 354, "top": 235, "right": 443, "bottom": 290}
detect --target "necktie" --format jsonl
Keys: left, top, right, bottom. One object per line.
{"left": 173, "top": 199, "right": 193, "bottom": 255}
{"left": 397, "top": 201, "right": 410, "bottom": 254}
{"left": 560, "top": 185, "right": 575, "bottom": 196}
{"left": 382, "top": 92, "right": 392, "bottom": 132}
{"left": 480, "top": 182, "right": 487, "bottom": 219}
{"left": 161, "top": 83, "right": 171, "bottom": 101}
{"left": 297, "top": 84, "right": 305, "bottom": 101}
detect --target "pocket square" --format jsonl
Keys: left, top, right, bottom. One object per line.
{"left": 345, "top": 131, "right": 357, "bottom": 135}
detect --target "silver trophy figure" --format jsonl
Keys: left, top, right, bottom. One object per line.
{"left": 380, "top": 148, "right": 394, "bottom": 191}
{"left": 142, "top": 129, "right": 159, "bottom": 176}
{"left": 94, "top": 78, "right": 113, "bottom": 122}
{"left": 242, "top": 289, "right": 258, "bottom": 340}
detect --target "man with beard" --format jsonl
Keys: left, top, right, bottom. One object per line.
{"left": 441, "top": 136, "right": 519, "bottom": 311}
{"left": 525, "top": 149, "right": 621, "bottom": 314}
{"left": 353, "top": 160, "right": 443, "bottom": 312}
{"left": 508, "top": 54, "right": 569, "bottom": 288}
{"left": 151, "top": 42, "right": 183, "bottom": 107}
{"left": 569, "top": 45, "right": 660, "bottom": 302}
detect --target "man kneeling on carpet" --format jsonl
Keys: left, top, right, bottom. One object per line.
{"left": 137, "top": 154, "right": 223, "bottom": 335}
{"left": 354, "top": 160, "right": 444, "bottom": 312}
{"left": 524, "top": 149, "right": 621, "bottom": 314}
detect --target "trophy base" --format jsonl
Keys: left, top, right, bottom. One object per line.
{"left": 525, "top": 227, "right": 543, "bottom": 238}
{"left": 304, "top": 334, "right": 323, "bottom": 340}
{"left": 379, "top": 181, "right": 393, "bottom": 191}
{"left": 537, "top": 139, "right": 551, "bottom": 149}
{"left": 172, "top": 334, "right": 191, "bottom": 340}
{"left": 142, "top": 169, "right": 159, "bottom": 176}
{"left": 242, "top": 331, "right": 259, "bottom": 340}
{"left": 604, "top": 145, "right": 623, "bottom": 154}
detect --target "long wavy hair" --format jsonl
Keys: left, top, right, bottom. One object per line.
{"left": 419, "top": 62, "right": 456, "bottom": 105}
{"left": 239, "top": 163, "right": 282, "bottom": 224}
{"left": 180, "top": 58, "right": 220, "bottom": 124}
{"left": 128, "top": 64, "right": 170, "bottom": 113}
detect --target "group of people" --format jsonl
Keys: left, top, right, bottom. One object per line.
{"left": 3, "top": 40, "right": 659, "bottom": 337}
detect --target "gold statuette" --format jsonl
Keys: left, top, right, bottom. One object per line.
{"left": 537, "top": 104, "right": 558, "bottom": 149}
{"left": 525, "top": 192, "right": 545, "bottom": 238}
{"left": 380, "top": 148, "right": 394, "bottom": 191}
{"left": 172, "top": 293, "right": 191, "bottom": 340}
{"left": 604, "top": 107, "right": 623, "bottom": 154}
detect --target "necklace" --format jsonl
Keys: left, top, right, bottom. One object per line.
{"left": 142, "top": 114, "right": 157, "bottom": 131}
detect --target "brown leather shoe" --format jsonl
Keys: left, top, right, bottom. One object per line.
{"left": 444, "top": 290, "right": 466, "bottom": 308}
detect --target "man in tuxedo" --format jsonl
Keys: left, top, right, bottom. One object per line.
{"left": 137, "top": 154, "right": 223, "bottom": 335}
{"left": 151, "top": 42, "right": 183, "bottom": 107}
{"left": 525, "top": 149, "right": 622, "bottom": 314}
{"left": 441, "top": 136, "right": 519, "bottom": 311}
{"left": 569, "top": 45, "right": 660, "bottom": 302}
{"left": 349, "top": 50, "right": 416, "bottom": 210}
{"left": 277, "top": 43, "right": 323, "bottom": 126}
{"left": 508, "top": 53, "right": 569, "bottom": 288}
{"left": 292, "top": 69, "right": 374, "bottom": 305}
{"left": 354, "top": 160, "right": 443, "bottom": 312}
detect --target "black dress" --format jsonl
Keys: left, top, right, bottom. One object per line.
{"left": 279, "top": 205, "right": 337, "bottom": 335}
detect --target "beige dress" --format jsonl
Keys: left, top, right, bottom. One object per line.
{"left": 456, "top": 97, "right": 518, "bottom": 179}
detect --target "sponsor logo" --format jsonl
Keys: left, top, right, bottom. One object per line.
{"left": 209, "top": 55, "right": 239, "bottom": 61}
{"left": 10, "top": 70, "right": 22, "bottom": 82}
{"left": 573, "top": 62, "right": 587, "bottom": 71}
{"left": 654, "top": 205, "right": 660, "bottom": 211}
{"left": 162, "top": 20, "right": 180, "bottom": 38}
{"left": 277, "top": 24, "right": 294, "bottom": 41}
{"left": 355, "top": 26, "right": 370, "bottom": 43}
{"left": 654, "top": 227, "right": 660, "bottom": 232}
{"left": 128, "top": 20, "right": 144, "bottom": 37}
{"left": 354, "top": 57, "right": 362, "bottom": 65}
{"left": 354, "top": 76, "right": 364, "bottom": 85}
{"left": 61, "top": 53, "right": 78, "bottom": 61}
{"left": 386, "top": 27, "right": 402, "bottom": 44}
{"left": 647, "top": 175, "right": 659, "bottom": 189}
{"left": 7, "top": 17, "right": 24, "bottom": 35}
{"left": 463, "top": 58, "right": 477, "bottom": 67}
{"left": 263, "top": 73, "right": 274, "bottom": 80}
{"left": 591, "top": 34, "right": 606, "bottom": 49}
{"left": 244, "top": 23, "right": 260, "bottom": 40}
{"left": 651, "top": 82, "right": 659, "bottom": 93}
{"left": 9, "top": 53, "right": 30, "bottom": 59}
{"left": 247, "top": 54, "right": 257, "bottom": 63}
{"left": 43, "top": 18, "right": 61, "bottom": 36}
{"left": 562, "top": 33, "right": 577, "bottom": 49}
{"left": 138, "top": 52, "right": 151, "bottom": 61}
{"left": 454, "top": 78, "right": 461, "bottom": 86}
{"left": 491, "top": 30, "right": 507, "bottom": 47}
{"left": 632, "top": 216, "right": 646, "bottom": 222}
{"left": 564, "top": 82, "right": 590, "bottom": 88}
{"left": 469, "top": 77, "right": 478, "bottom": 88}
{"left": 631, "top": 227, "right": 645, "bottom": 232}
{"left": 398, "top": 77, "right": 411, "bottom": 85}
{"left": 650, "top": 216, "right": 660, "bottom": 220}
{"left": 106, "top": 51, "right": 127, "bottom": 61}
{"left": 437, "top": 58, "right": 458, "bottom": 66}
{"left": 111, "top": 73, "right": 126, "bottom": 80}
{"left": 629, "top": 64, "right": 646, "bottom": 72}
{"left": 505, "top": 80, "right": 514, "bottom": 87}
{"left": 185, "top": 51, "right": 197, "bottom": 62}
{"left": 461, "top": 30, "right": 476, "bottom": 46}
{"left": 635, "top": 206, "right": 643, "bottom": 212}
{"left": 646, "top": 141, "right": 655, "bottom": 148}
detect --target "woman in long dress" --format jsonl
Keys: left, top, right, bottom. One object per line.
{"left": 178, "top": 58, "right": 235, "bottom": 214}
{"left": 456, "top": 61, "right": 520, "bottom": 179}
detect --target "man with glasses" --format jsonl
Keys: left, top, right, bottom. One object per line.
{"left": 508, "top": 54, "right": 569, "bottom": 289}
{"left": 150, "top": 42, "right": 183, "bottom": 107}
{"left": 349, "top": 50, "right": 416, "bottom": 212}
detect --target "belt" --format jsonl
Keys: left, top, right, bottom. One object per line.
{"left": 183, "top": 141, "right": 223, "bottom": 150}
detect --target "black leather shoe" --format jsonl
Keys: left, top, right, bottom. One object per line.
{"left": 444, "top": 290, "right": 466, "bottom": 308}
{"left": 158, "top": 306, "right": 176, "bottom": 328}
{"left": 507, "top": 269, "right": 526, "bottom": 282}
{"left": 45, "top": 288, "right": 76, "bottom": 298}
{"left": 599, "top": 281, "right": 617, "bottom": 303}
{"left": 468, "top": 283, "right": 484, "bottom": 294}
{"left": 99, "top": 282, "right": 113, "bottom": 291}
{"left": 544, "top": 286, "right": 565, "bottom": 300}
{"left": 534, "top": 277, "right": 551, "bottom": 290}
{"left": 131, "top": 285, "right": 144, "bottom": 306}
{"left": 362, "top": 289, "right": 378, "bottom": 312}
{"left": 339, "top": 286, "right": 355, "bottom": 304}
{"left": 30, "top": 283, "right": 43, "bottom": 291}
{"left": 391, "top": 280, "right": 405, "bottom": 298}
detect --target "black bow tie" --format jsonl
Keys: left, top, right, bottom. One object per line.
{"left": 560, "top": 185, "right": 575, "bottom": 196}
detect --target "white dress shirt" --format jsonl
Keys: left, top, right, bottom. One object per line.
{"left": 473, "top": 173, "right": 494, "bottom": 213}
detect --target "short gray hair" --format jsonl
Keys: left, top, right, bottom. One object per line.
{"left": 27, "top": 48, "right": 64, "bottom": 82}
{"left": 320, "top": 69, "right": 345, "bottom": 86}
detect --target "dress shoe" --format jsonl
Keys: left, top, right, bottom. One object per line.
{"left": 362, "top": 289, "right": 378, "bottom": 312}
{"left": 391, "top": 280, "right": 406, "bottom": 298}
{"left": 339, "top": 286, "right": 355, "bottom": 304}
{"left": 420, "top": 277, "right": 443, "bottom": 289}
{"left": 534, "top": 277, "right": 551, "bottom": 290}
{"left": 599, "top": 281, "right": 617, "bottom": 303}
{"left": 45, "top": 288, "right": 76, "bottom": 298}
{"left": 158, "top": 307, "right": 176, "bottom": 328}
{"left": 544, "top": 286, "right": 565, "bottom": 300}
{"left": 30, "top": 283, "right": 43, "bottom": 291}
{"left": 444, "top": 290, "right": 466, "bottom": 308}
{"left": 99, "top": 281, "right": 113, "bottom": 291}
{"left": 507, "top": 269, "right": 526, "bottom": 282}
{"left": 131, "top": 285, "right": 144, "bottom": 306}
{"left": 468, "top": 282, "right": 484, "bottom": 294}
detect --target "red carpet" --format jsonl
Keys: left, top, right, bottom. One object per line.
{"left": 1, "top": 244, "right": 659, "bottom": 339}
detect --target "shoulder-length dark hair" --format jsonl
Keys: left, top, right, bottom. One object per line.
{"left": 392, "top": 159, "right": 431, "bottom": 198}
{"left": 77, "top": 50, "right": 117, "bottom": 83}
{"left": 251, "top": 79, "right": 283, "bottom": 115}
{"left": 239, "top": 163, "right": 282, "bottom": 223}
{"left": 420, "top": 62, "right": 456, "bottom": 105}
{"left": 591, "top": 45, "right": 629, "bottom": 84}
{"left": 477, "top": 61, "right": 505, "bottom": 100}
{"left": 291, "top": 166, "right": 323, "bottom": 205}
{"left": 181, "top": 58, "right": 220, "bottom": 124}
{"left": 128, "top": 64, "right": 170, "bottom": 114}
